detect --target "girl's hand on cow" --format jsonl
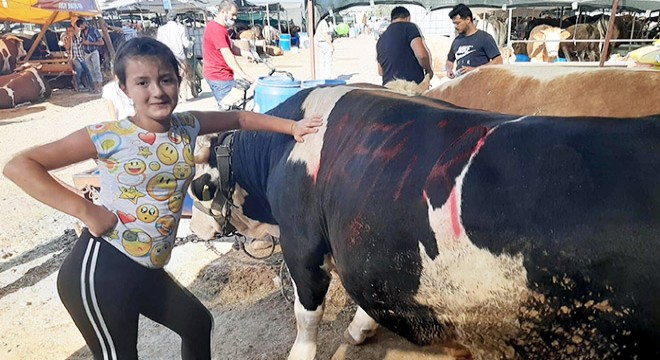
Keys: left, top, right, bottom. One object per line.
{"left": 82, "top": 205, "right": 118, "bottom": 238}
{"left": 292, "top": 117, "right": 323, "bottom": 142}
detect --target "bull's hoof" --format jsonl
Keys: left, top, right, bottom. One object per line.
{"left": 343, "top": 327, "right": 377, "bottom": 346}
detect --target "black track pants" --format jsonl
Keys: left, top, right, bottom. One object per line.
{"left": 57, "top": 229, "right": 213, "bottom": 360}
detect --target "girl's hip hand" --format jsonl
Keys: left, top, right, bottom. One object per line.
{"left": 83, "top": 205, "right": 119, "bottom": 238}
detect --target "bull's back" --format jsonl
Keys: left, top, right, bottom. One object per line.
{"left": 267, "top": 87, "right": 660, "bottom": 356}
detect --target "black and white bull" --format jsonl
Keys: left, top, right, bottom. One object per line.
{"left": 190, "top": 86, "right": 660, "bottom": 359}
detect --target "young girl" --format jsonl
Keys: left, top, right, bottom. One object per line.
{"left": 3, "top": 37, "right": 321, "bottom": 359}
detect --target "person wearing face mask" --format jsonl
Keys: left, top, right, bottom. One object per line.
{"left": 202, "top": 0, "right": 254, "bottom": 110}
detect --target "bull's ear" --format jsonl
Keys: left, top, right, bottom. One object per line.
{"left": 533, "top": 31, "right": 545, "bottom": 41}
{"left": 561, "top": 30, "right": 572, "bottom": 40}
{"left": 190, "top": 173, "right": 217, "bottom": 201}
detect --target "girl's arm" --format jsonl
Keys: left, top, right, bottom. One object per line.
{"left": 192, "top": 111, "right": 322, "bottom": 143}
{"left": 2, "top": 129, "right": 117, "bottom": 237}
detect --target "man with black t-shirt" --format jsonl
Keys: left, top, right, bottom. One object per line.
{"left": 446, "top": 4, "right": 502, "bottom": 79}
{"left": 376, "top": 7, "right": 433, "bottom": 86}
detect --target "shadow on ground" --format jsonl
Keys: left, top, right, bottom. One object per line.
{"left": 48, "top": 89, "right": 102, "bottom": 108}
{"left": 65, "top": 247, "right": 451, "bottom": 360}
{"left": 0, "top": 106, "right": 47, "bottom": 122}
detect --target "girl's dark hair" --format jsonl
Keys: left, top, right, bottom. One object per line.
{"left": 113, "top": 37, "right": 181, "bottom": 86}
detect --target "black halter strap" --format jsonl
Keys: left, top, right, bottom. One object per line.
{"left": 192, "top": 131, "right": 237, "bottom": 237}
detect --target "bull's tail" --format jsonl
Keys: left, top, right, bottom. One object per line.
{"left": 384, "top": 74, "right": 431, "bottom": 96}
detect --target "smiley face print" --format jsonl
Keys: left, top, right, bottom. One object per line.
{"left": 182, "top": 144, "right": 194, "bottom": 165}
{"left": 172, "top": 162, "right": 192, "bottom": 180}
{"left": 124, "top": 159, "right": 147, "bottom": 175}
{"left": 157, "top": 143, "right": 179, "bottom": 165}
{"left": 169, "top": 192, "right": 183, "bottom": 213}
{"left": 122, "top": 229, "right": 152, "bottom": 256}
{"left": 150, "top": 241, "right": 172, "bottom": 267}
{"left": 168, "top": 129, "right": 183, "bottom": 144}
{"left": 155, "top": 215, "right": 176, "bottom": 237}
{"left": 146, "top": 172, "right": 177, "bottom": 201}
{"left": 137, "top": 204, "right": 159, "bottom": 223}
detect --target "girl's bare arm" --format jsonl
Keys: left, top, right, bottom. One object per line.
{"left": 192, "top": 111, "right": 322, "bottom": 143}
{"left": 2, "top": 128, "right": 117, "bottom": 236}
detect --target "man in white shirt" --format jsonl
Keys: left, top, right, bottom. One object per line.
{"left": 157, "top": 13, "right": 193, "bottom": 101}
{"left": 314, "top": 18, "right": 334, "bottom": 79}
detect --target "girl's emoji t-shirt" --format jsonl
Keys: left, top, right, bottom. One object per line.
{"left": 86, "top": 113, "right": 201, "bottom": 268}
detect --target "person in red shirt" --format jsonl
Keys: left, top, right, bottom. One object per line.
{"left": 203, "top": 0, "right": 254, "bottom": 109}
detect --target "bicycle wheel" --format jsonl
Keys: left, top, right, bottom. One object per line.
{"left": 190, "top": 59, "right": 203, "bottom": 98}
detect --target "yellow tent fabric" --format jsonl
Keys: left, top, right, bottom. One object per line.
{"left": 0, "top": 0, "right": 101, "bottom": 24}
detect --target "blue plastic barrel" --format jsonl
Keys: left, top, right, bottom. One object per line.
{"left": 301, "top": 79, "right": 347, "bottom": 89}
{"left": 555, "top": 57, "right": 568, "bottom": 63}
{"left": 279, "top": 34, "right": 291, "bottom": 51}
{"left": 515, "top": 54, "right": 530, "bottom": 62}
{"left": 255, "top": 75, "right": 301, "bottom": 113}
{"left": 182, "top": 194, "right": 194, "bottom": 219}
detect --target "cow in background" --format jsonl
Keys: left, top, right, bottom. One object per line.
{"left": 0, "top": 63, "right": 50, "bottom": 109}
{"left": 475, "top": 15, "right": 507, "bottom": 48}
{"left": 11, "top": 33, "right": 50, "bottom": 60}
{"left": 527, "top": 25, "right": 571, "bottom": 62}
{"left": 424, "top": 65, "right": 660, "bottom": 117}
{"left": 562, "top": 17, "right": 621, "bottom": 62}
{"left": 262, "top": 25, "right": 280, "bottom": 45}
{"left": 0, "top": 35, "right": 26, "bottom": 74}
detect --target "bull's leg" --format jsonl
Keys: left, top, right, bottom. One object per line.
{"left": 289, "top": 282, "right": 325, "bottom": 360}
{"left": 284, "top": 246, "right": 332, "bottom": 360}
{"left": 343, "top": 306, "right": 379, "bottom": 345}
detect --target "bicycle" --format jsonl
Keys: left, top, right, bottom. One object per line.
{"left": 185, "top": 37, "right": 203, "bottom": 99}
{"left": 223, "top": 53, "right": 295, "bottom": 111}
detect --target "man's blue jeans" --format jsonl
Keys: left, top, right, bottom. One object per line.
{"left": 206, "top": 79, "right": 235, "bottom": 110}
{"left": 73, "top": 58, "right": 92, "bottom": 90}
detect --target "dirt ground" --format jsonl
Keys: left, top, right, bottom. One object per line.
{"left": 0, "top": 34, "right": 454, "bottom": 359}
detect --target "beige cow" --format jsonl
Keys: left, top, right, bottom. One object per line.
{"left": 527, "top": 25, "right": 571, "bottom": 63}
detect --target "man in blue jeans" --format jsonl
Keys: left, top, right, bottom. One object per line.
{"left": 202, "top": 0, "right": 254, "bottom": 110}
{"left": 61, "top": 26, "right": 93, "bottom": 91}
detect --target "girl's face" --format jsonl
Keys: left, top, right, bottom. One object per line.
{"left": 121, "top": 56, "right": 179, "bottom": 128}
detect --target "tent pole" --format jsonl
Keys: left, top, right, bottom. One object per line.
{"left": 99, "top": 18, "right": 116, "bottom": 63}
{"left": 278, "top": 7, "right": 282, "bottom": 34}
{"left": 506, "top": 8, "right": 512, "bottom": 51}
{"left": 307, "top": 0, "right": 315, "bottom": 79}
{"left": 599, "top": 0, "right": 619, "bottom": 67}
{"left": 24, "top": 11, "right": 59, "bottom": 62}
{"left": 628, "top": 14, "right": 635, "bottom": 51}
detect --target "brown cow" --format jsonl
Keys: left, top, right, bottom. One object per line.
{"left": 0, "top": 64, "right": 50, "bottom": 109}
{"left": 562, "top": 17, "right": 620, "bottom": 62}
{"left": 424, "top": 65, "right": 660, "bottom": 117}
{"left": 0, "top": 35, "right": 27, "bottom": 75}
